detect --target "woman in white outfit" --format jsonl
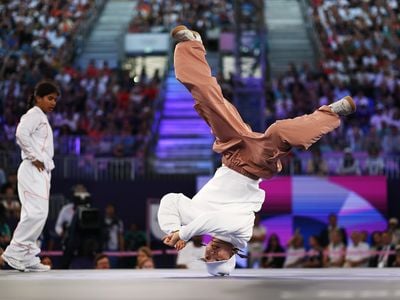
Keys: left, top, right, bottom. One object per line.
{"left": 1, "top": 81, "right": 59, "bottom": 272}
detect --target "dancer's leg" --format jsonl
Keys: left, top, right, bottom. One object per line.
{"left": 174, "top": 41, "right": 252, "bottom": 143}
{"left": 265, "top": 105, "right": 341, "bottom": 152}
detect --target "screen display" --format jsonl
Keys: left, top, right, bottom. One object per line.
{"left": 197, "top": 175, "right": 387, "bottom": 247}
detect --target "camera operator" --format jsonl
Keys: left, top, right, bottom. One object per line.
{"left": 59, "top": 185, "right": 103, "bottom": 269}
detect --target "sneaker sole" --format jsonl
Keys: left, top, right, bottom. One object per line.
{"left": 344, "top": 96, "right": 356, "bottom": 113}
{"left": 171, "top": 25, "right": 188, "bottom": 38}
{"left": 2, "top": 255, "right": 25, "bottom": 272}
{"left": 24, "top": 268, "right": 50, "bottom": 272}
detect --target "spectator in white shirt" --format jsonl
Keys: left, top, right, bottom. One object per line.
{"left": 247, "top": 214, "right": 267, "bottom": 268}
{"left": 364, "top": 146, "right": 385, "bottom": 175}
{"left": 336, "top": 147, "right": 361, "bottom": 175}
{"left": 284, "top": 232, "right": 306, "bottom": 268}
{"left": 324, "top": 229, "right": 346, "bottom": 268}
{"left": 344, "top": 231, "right": 370, "bottom": 268}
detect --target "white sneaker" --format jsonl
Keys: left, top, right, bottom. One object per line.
{"left": 171, "top": 25, "right": 202, "bottom": 43}
{"left": 329, "top": 96, "right": 356, "bottom": 116}
{"left": 1, "top": 254, "right": 25, "bottom": 272}
{"left": 25, "top": 262, "right": 51, "bottom": 272}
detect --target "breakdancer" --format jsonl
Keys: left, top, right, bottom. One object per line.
{"left": 158, "top": 26, "right": 356, "bottom": 276}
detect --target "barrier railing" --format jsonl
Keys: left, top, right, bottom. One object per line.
{"left": 0, "top": 151, "right": 399, "bottom": 180}
{"left": 39, "top": 249, "right": 398, "bottom": 258}
{"left": 0, "top": 152, "right": 136, "bottom": 181}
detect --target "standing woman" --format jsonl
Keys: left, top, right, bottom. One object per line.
{"left": 2, "top": 81, "right": 59, "bottom": 272}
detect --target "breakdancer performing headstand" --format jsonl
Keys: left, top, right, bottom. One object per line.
{"left": 158, "top": 26, "right": 356, "bottom": 276}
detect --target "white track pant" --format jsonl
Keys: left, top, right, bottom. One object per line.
{"left": 4, "top": 160, "right": 50, "bottom": 266}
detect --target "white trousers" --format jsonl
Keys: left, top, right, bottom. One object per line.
{"left": 4, "top": 160, "right": 51, "bottom": 266}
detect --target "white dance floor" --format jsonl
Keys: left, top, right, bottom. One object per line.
{"left": 1, "top": 268, "right": 400, "bottom": 300}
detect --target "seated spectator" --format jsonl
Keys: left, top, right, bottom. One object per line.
{"left": 94, "top": 253, "right": 111, "bottom": 269}
{"left": 306, "top": 147, "right": 328, "bottom": 176}
{"left": 0, "top": 247, "right": 4, "bottom": 269}
{"left": 176, "top": 236, "right": 205, "bottom": 270}
{"left": 392, "top": 246, "right": 400, "bottom": 267}
{"left": 0, "top": 204, "right": 11, "bottom": 250}
{"left": 336, "top": 148, "right": 361, "bottom": 175}
{"left": 1, "top": 185, "right": 20, "bottom": 220}
{"left": 364, "top": 146, "right": 385, "bottom": 175}
{"left": 283, "top": 232, "right": 306, "bottom": 268}
{"left": 303, "top": 235, "right": 323, "bottom": 268}
{"left": 370, "top": 231, "right": 396, "bottom": 268}
{"left": 360, "top": 230, "right": 369, "bottom": 244}
{"left": 387, "top": 218, "right": 400, "bottom": 245}
{"left": 323, "top": 230, "right": 346, "bottom": 268}
{"left": 344, "top": 231, "right": 370, "bottom": 268}
{"left": 368, "top": 231, "right": 383, "bottom": 267}
{"left": 382, "top": 125, "right": 400, "bottom": 155}
{"left": 345, "top": 123, "right": 366, "bottom": 152}
{"left": 262, "top": 233, "right": 285, "bottom": 269}
{"left": 135, "top": 246, "right": 153, "bottom": 269}
{"left": 41, "top": 256, "right": 53, "bottom": 269}
{"left": 138, "top": 258, "right": 155, "bottom": 269}
{"left": 247, "top": 214, "right": 266, "bottom": 268}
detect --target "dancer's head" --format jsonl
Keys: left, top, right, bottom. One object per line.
{"left": 202, "top": 238, "right": 236, "bottom": 276}
{"left": 28, "top": 80, "right": 60, "bottom": 113}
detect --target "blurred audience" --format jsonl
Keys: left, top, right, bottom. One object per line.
{"left": 283, "top": 231, "right": 306, "bottom": 268}
{"left": 336, "top": 147, "right": 361, "bottom": 175}
{"left": 303, "top": 235, "right": 323, "bottom": 268}
{"left": 41, "top": 256, "right": 53, "bottom": 269}
{"left": 94, "top": 253, "right": 111, "bottom": 269}
{"left": 124, "top": 223, "right": 147, "bottom": 251}
{"left": 262, "top": 233, "right": 285, "bottom": 269}
{"left": 319, "top": 213, "right": 347, "bottom": 248}
{"left": 0, "top": 203, "right": 11, "bottom": 250}
{"left": 388, "top": 218, "right": 400, "bottom": 245}
{"left": 344, "top": 231, "right": 370, "bottom": 268}
{"left": 247, "top": 214, "right": 267, "bottom": 268}
{"left": 370, "top": 231, "right": 396, "bottom": 268}
{"left": 323, "top": 229, "right": 346, "bottom": 268}
{"left": 136, "top": 246, "right": 154, "bottom": 269}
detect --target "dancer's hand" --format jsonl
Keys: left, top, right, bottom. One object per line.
{"left": 32, "top": 160, "right": 45, "bottom": 172}
{"left": 175, "top": 240, "right": 187, "bottom": 251}
{"left": 163, "top": 231, "right": 181, "bottom": 247}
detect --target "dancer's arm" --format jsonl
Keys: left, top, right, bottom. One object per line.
{"left": 16, "top": 112, "right": 45, "bottom": 164}
{"left": 157, "top": 193, "right": 195, "bottom": 234}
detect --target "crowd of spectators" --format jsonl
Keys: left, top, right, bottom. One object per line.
{"left": 259, "top": 214, "right": 400, "bottom": 269}
{"left": 126, "top": 0, "right": 400, "bottom": 174}
{"left": 257, "top": 0, "right": 400, "bottom": 175}
{"left": 0, "top": 0, "right": 160, "bottom": 159}
{"left": 128, "top": 0, "right": 234, "bottom": 38}
{"left": 1, "top": 172, "right": 400, "bottom": 270}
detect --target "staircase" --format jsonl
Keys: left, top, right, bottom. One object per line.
{"left": 76, "top": 0, "right": 136, "bottom": 69}
{"left": 265, "top": 0, "right": 316, "bottom": 77}
{"left": 152, "top": 71, "right": 214, "bottom": 175}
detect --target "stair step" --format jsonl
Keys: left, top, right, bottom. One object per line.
{"left": 153, "top": 160, "right": 214, "bottom": 174}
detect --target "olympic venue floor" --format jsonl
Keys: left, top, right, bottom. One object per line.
{"left": 1, "top": 268, "right": 400, "bottom": 300}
